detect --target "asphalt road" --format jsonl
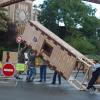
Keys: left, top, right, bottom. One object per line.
{"left": 0, "top": 79, "right": 100, "bottom": 100}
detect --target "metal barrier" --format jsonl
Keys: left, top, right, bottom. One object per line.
{"left": 0, "top": 62, "right": 17, "bottom": 86}
{"left": 15, "top": 63, "right": 26, "bottom": 72}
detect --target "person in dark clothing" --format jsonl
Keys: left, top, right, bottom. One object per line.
{"left": 51, "top": 71, "right": 61, "bottom": 85}
{"left": 40, "top": 64, "right": 47, "bottom": 82}
{"left": 16, "top": 41, "right": 29, "bottom": 79}
{"left": 18, "top": 43, "right": 29, "bottom": 63}
{"left": 87, "top": 60, "right": 100, "bottom": 92}
{"left": 26, "top": 49, "right": 37, "bottom": 82}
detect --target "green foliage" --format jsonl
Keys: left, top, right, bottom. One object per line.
{"left": 86, "top": 54, "right": 100, "bottom": 61}
{"left": 80, "top": 16, "right": 100, "bottom": 37}
{"left": 87, "top": 37, "right": 100, "bottom": 54}
{"left": 38, "top": 0, "right": 59, "bottom": 34}
{"left": 67, "top": 33, "right": 96, "bottom": 54}
{"left": 0, "top": 22, "right": 17, "bottom": 52}
{"left": 0, "top": 8, "right": 17, "bottom": 60}
{"left": 38, "top": 0, "right": 97, "bottom": 34}
{"left": 58, "top": 0, "right": 96, "bottom": 30}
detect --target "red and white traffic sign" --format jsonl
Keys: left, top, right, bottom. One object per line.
{"left": 16, "top": 36, "right": 22, "bottom": 43}
{"left": 2, "top": 63, "right": 15, "bottom": 77}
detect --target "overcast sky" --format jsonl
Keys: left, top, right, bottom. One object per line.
{"left": 84, "top": 1, "right": 100, "bottom": 18}
{"left": 33, "top": 0, "right": 100, "bottom": 19}
{"left": 33, "top": 0, "right": 44, "bottom": 5}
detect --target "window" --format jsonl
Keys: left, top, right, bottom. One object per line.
{"left": 42, "top": 41, "right": 53, "bottom": 57}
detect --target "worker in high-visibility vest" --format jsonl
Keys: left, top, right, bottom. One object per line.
{"left": 35, "top": 57, "right": 41, "bottom": 67}
{"left": 0, "top": 61, "right": 2, "bottom": 68}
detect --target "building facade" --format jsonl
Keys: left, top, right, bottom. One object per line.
{"left": 7, "top": 1, "right": 33, "bottom": 22}
{"left": 5, "top": 1, "right": 33, "bottom": 34}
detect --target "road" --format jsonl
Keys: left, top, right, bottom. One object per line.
{"left": 0, "top": 78, "right": 100, "bottom": 100}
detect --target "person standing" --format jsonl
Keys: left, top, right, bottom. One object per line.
{"left": 51, "top": 70, "right": 61, "bottom": 85}
{"left": 87, "top": 60, "right": 100, "bottom": 92}
{"left": 16, "top": 41, "right": 29, "bottom": 79}
{"left": 26, "top": 48, "right": 37, "bottom": 82}
{"left": 18, "top": 42, "right": 29, "bottom": 63}
{"left": 38, "top": 53, "right": 47, "bottom": 82}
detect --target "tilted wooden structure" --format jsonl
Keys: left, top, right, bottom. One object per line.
{"left": 21, "top": 21, "right": 97, "bottom": 89}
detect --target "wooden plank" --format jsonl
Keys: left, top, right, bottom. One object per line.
{"left": 66, "top": 57, "right": 76, "bottom": 79}
{"left": 49, "top": 49, "right": 58, "bottom": 67}
{"left": 36, "top": 34, "right": 43, "bottom": 51}
{"left": 57, "top": 48, "right": 65, "bottom": 71}
{"left": 22, "top": 24, "right": 35, "bottom": 45}
{"left": 55, "top": 46, "right": 63, "bottom": 71}
{"left": 49, "top": 45, "right": 59, "bottom": 67}
{"left": 53, "top": 45, "right": 63, "bottom": 71}
{"left": 61, "top": 50, "right": 69, "bottom": 69}
{"left": 62, "top": 56, "right": 73, "bottom": 79}
{"left": 31, "top": 30, "right": 43, "bottom": 51}
{"left": 61, "top": 56, "right": 76, "bottom": 79}
{"left": 2, "top": 51, "right": 18, "bottom": 64}
{"left": 45, "top": 39, "right": 55, "bottom": 65}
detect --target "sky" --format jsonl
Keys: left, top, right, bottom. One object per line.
{"left": 33, "top": 0, "right": 44, "bottom": 5}
{"left": 84, "top": 1, "right": 100, "bottom": 18}
{"left": 33, "top": 0, "right": 100, "bottom": 19}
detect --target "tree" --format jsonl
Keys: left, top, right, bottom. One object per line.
{"left": 64, "top": 33, "right": 96, "bottom": 54}
{"left": 0, "top": 8, "right": 17, "bottom": 48}
{"left": 38, "top": 0, "right": 60, "bottom": 36}
{"left": 0, "top": 8, "right": 17, "bottom": 59}
{"left": 80, "top": 16, "right": 100, "bottom": 37}
{"left": 38, "top": 0, "right": 98, "bottom": 36}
